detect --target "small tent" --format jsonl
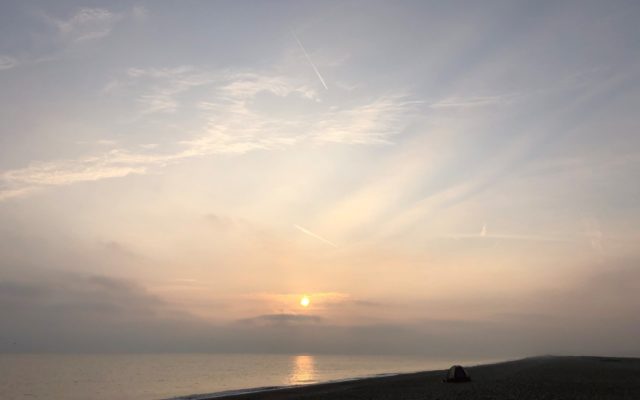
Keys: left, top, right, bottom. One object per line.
{"left": 444, "top": 365, "right": 471, "bottom": 382}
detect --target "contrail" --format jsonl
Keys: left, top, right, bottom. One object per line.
{"left": 291, "top": 30, "right": 328, "bottom": 90}
{"left": 443, "top": 232, "right": 573, "bottom": 243}
{"left": 294, "top": 224, "right": 338, "bottom": 247}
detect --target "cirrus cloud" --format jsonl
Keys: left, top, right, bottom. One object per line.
{"left": 0, "top": 66, "right": 419, "bottom": 201}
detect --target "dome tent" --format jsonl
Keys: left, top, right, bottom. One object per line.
{"left": 443, "top": 365, "right": 471, "bottom": 382}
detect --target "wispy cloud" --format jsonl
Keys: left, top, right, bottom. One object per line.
{"left": 429, "top": 94, "right": 520, "bottom": 109}
{"left": 216, "top": 72, "right": 318, "bottom": 100}
{"left": 131, "top": 5, "right": 148, "bottom": 21}
{"left": 442, "top": 231, "right": 573, "bottom": 243}
{"left": 439, "top": 222, "right": 573, "bottom": 243}
{"left": 0, "top": 65, "right": 417, "bottom": 201}
{"left": 1, "top": 6, "right": 146, "bottom": 75}
{"left": 122, "top": 66, "right": 215, "bottom": 114}
{"left": 312, "top": 97, "right": 419, "bottom": 144}
{"left": 583, "top": 217, "right": 605, "bottom": 256}
{"left": 0, "top": 187, "right": 39, "bottom": 202}
{"left": 294, "top": 224, "right": 338, "bottom": 247}
{"left": 237, "top": 313, "right": 323, "bottom": 326}
{"left": 49, "top": 8, "right": 122, "bottom": 42}
{"left": 292, "top": 30, "right": 328, "bottom": 90}
{"left": 1, "top": 151, "right": 150, "bottom": 186}
{"left": 0, "top": 56, "right": 19, "bottom": 71}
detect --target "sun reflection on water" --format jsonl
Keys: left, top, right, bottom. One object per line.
{"left": 288, "top": 355, "right": 316, "bottom": 385}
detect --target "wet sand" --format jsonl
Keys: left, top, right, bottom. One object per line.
{"left": 195, "top": 356, "right": 640, "bottom": 400}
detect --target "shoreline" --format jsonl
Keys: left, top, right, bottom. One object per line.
{"left": 167, "top": 370, "right": 431, "bottom": 400}
{"left": 171, "top": 356, "right": 640, "bottom": 400}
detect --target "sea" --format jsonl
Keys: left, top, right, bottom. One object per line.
{"left": 0, "top": 353, "right": 494, "bottom": 400}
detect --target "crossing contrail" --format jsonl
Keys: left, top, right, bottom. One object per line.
{"left": 291, "top": 30, "right": 328, "bottom": 90}
{"left": 294, "top": 224, "right": 338, "bottom": 247}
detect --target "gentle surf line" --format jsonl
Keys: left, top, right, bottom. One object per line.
{"left": 165, "top": 370, "right": 425, "bottom": 400}
{"left": 165, "top": 358, "right": 517, "bottom": 400}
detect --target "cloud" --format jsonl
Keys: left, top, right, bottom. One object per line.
{"left": 131, "top": 5, "right": 148, "bottom": 20}
{"left": 291, "top": 30, "right": 328, "bottom": 90}
{"left": 0, "top": 261, "right": 638, "bottom": 355}
{"left": 350, "top": 299, "right": 388, "bottom": 307}
{"left": 294, "top": 224, "right": 338, "bottom": 247}
{"left": 250, "top": 292, "right": 350, "bottom": 308}
{"left": 96, "top": 139, "right": 117, "bottom": 146}
{"left": 101, "top": 240, "right": 141, "bottom": 260}
{"left": 204, "top": 213, "right": 237, "bottom": 229}
{"left": 0, "top": 56, "right": 19, "bottom": 71}
{"left": 441, "top": 232, "right": 574, "bottom": 243}
{"left": 0, "top": 187, "right": 39, "bottom": 202}
{"left": 583, "top": 217, "right": 605, "bottom": 255}
{"left": 123, "top": 66, "right": 215, "bottom": 114}
{"left": 237, "top": 313, "right": 323, "bottom": 326}
{"left": 0, "top": 6, "right": 145, "bottom": 74}
{"left": 0, "top": 273, "right": 164, "bottom": 313}
{"left": 429, "top": 94, "right": 519, "bottom": 109}
{"left": 0, "top": 272, "right": 172, "bottom": 329}
{"left": 1, "top": 67, "right": 417, "bottom": 201}
{"left": 0, "top": 281, "right": 47, "bottom": 300}
{"left": 311, "top": 97, "right": 419, "bottom": 145}
{"left": 50, "top": 8, "right": 122, "bottom": 42}
{"left": 1, "top": 151, "right": 151, "bottom": 186}
{"left": 0, "top": 270, "right": 198, "bottom": 352}
{"left": 217, "top": 72, "right": 318, "bottom": 100}
{"left": 38, "top": 5, "right": 146, "bottom": 47}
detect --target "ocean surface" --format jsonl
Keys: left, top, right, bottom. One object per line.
{"left": 0, "top": 353, "right": 494, "bottom": 400}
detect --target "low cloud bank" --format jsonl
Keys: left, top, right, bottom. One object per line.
{"left": 1, "top": 266, "right": 638, "bottom": 357}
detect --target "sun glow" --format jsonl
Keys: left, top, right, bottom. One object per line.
{"left": 300, "top": 295, "right": 310, "bottom": 307}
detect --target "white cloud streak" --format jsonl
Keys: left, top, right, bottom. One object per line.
{"left": 0, "top": 56, "right": 19, "bottom": 71}
{"left": 429, "top": 94, "right": 520, "bottom": 109}
{"left": 124, "top": 66, "right": 216, "bottom": 114}
{"left": 583, "top": 217, "right": 605, "bottom": 255}
{"left": 442, "top": 232, "right": 574, "bottom": 243}
{"left": 294, "top": 224, "right": 338, "bottom": 247}
{"left": 51, "top": 8, "right": 122, "bottom": 42}
{"left": 292, "top": 31, "right": 328, "bottom": 90}
{"left": 0, "top": 66, "right": 417, "bottom": 201}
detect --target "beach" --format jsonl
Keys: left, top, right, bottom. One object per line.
{"left": 187, "top": 356, "right": 640, "bottom": 400}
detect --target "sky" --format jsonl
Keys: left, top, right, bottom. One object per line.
{"left": 1, "top": 0, "right": 639, "bottom": 357}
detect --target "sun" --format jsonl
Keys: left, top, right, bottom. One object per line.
{"left": 300, "top": 295, "right": 310, "bottom": 307}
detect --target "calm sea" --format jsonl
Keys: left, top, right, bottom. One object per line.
{"left": 0, "top": 353, "right": 493, "bottom": 400}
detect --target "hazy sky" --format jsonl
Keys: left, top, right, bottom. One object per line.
{"left": 1, "top": 0, "right": 639, "bottom": 356}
